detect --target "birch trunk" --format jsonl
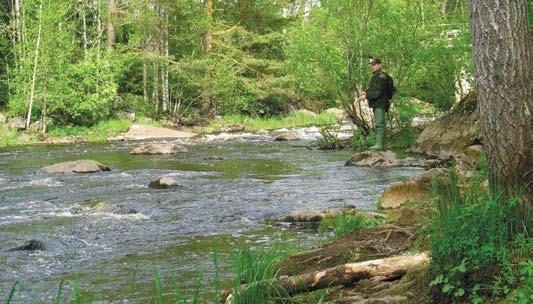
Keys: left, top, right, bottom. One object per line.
{"left": 467, "top": 0, "right": 532, "bottom": 197}
{"left": 25, "top": 2, "right": 43, "bottom": 129}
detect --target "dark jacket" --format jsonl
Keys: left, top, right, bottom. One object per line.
{"left": 366, "top": 70, "right": 390, "bottom": 110}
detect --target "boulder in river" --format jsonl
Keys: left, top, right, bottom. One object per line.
{"left": 39, "top": 160, "right": 111, "bottom": 174}
{"left": 410, "top": 91, "right": 480, "bottom": 159}
{"left": 274, "top": 131, "right": 300, "bottom": 141}
{"left": 8, "top": 239, "right": 46, "bottom": 251}
{"left": 130, "top": 143, "right": 188, "bottom": 155}
{"left": 149, "top": 176, "right": 180, "bottom": 189}
{"left": 378, "top": 168, "right": 450, "bottom": 209}
{"left": 345, "top": 150, "right": 400, "bottom": 167}
{"left": 123, "top": 124, "right": 196, "bottom": 141}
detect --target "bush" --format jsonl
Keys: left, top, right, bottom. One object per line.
{"left": 427, "top": 168, "right": 530, "bottom": 303}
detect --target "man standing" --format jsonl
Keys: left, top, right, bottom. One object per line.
{"left": 358, "top": 58, "right": 394, "bottom": 150}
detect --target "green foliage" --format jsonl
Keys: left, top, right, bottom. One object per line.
{"left": 316, "top": 126, "right": 340, "bottom": 150}
{"left": 427, "top": 168, "right": 530, "bottom": 303}
{"left": 320, "top": 212, "right": 383, "bottom": 238}
{"left": 46, "top": 119, "right": 132, "bottom": 142}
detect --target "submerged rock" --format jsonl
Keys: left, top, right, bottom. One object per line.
{"left": 39, "top": 160, "right": 111, "bottom": 174}
{"left": 8, "top": 239, "right": 46, "bottom": 251}
{"left": 149, "top": 176, "right": 180, "bottom": 189}
{"left": 123, "top": 124, "right": 196, "bottom": 141}
{"left": 130, "top": 143, "right": 189, "bottom": 155}
{"left": 378, "top": 168, "right": 450, "bottom": 209}
{"left": 410, "top": 91, "right": 480, "bottom": 159}
{"left": 345, "top": 150, "right": 400, "bottom": 167}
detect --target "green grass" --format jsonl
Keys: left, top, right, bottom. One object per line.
{"left": 209, "top": 112, "right": 338, "bottom": 132}
{"left": 426, "top": 166, "right": 531, "bottom": 303}
{"left": 319, "top": 212, "right": 384, "bottom": 238}
{"left": 46, "top": 118, "right": 133, "bottom": 142}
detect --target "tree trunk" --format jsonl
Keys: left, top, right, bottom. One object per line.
{"left": 25, "top": 2, "right": 43, "bottom": 130}
{"left": 81, "top": 0, "right": 88, "bottom": 57}
{"left": 221, "top": 252, "right": 428, "bottom": 303}
{"left": 467, "top": 0, "right": 532, "bottom": 197}
{"left": 204, "top": 0, "right": 214, "bottom": 54}
{"left": 107, "top": 0, "right": 115, "bottom": 50}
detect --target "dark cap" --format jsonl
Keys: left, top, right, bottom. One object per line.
{"left": 369, "top": 58, "right": 381, "bottom": 65}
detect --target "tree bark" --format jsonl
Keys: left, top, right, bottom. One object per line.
{"left": 25, "top": 2, "right": 43, "bottom": 130}
{"left": 467, "top": 0, "right": 532, "bottom": 197}
{"left": 107, "top": 0, "right": 115, "bottom": 50}
{"left": 204, "top": 0, "right": 214, "bottom": 54}
{"left": 221, "top": 252, "right": 428, "bottom": 303}
{"left": 81, "top": 0, "right": 88, "bottom": 57}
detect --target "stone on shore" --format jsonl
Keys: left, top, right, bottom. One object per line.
{"left": 117, "top": 111, "right": 136, "bottom": 121}
{"left": 0, "top": 113, "right": 7, "bottom": 123}
{"left": 410, "top": 91, "right": 480, "bottom": 159}
{"left": 293, "top": 109, "right": 318, "bottom": 117}
{"left": 378, "top": 168, "right": 450, "bottom": 209}
{"left": 345, "top": 150, "right": 400, "bottom": 167}
{"left": 149, "top": 176, "right": 180, "bottom": 189}
{"left": 274, "top": 131, "right": 300, "bottom": 141}
{"left": 39, "top": 160, "right": 111, "bottom": 174}
{"left": 123, "top": 124, "right": 196, "bottom": 141}
{"left": 323, "top": 108, "right": 346, "bottom": 119}
{"left": 8, "top": 116, "right": 26, "bottom": 130}
{"left": 130, "top": 143, "right": 189, "bottom": 155}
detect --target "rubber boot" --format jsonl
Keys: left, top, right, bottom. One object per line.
{"left": 369, "top": 107, "right": 385, "bottom": 150}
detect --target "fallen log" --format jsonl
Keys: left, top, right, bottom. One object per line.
{"left": 221, "top": 252, "right": 428, "bottom": 303}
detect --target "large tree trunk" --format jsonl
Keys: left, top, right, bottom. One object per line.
{"left": 467, "top": 0, "right": 532, "bottom": 197}
{"left": 221, "top": 252, "right": 428, "bottom": 303}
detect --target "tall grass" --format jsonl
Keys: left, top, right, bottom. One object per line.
{"left": 319, "top": 212, "right": 383, "bottom": 238}
{"left": 47, "top": 118, "right": 133, "bottom": 142}
{"left": 427, "top": 168, "right": 530, "bottom": 303}
{"left": 210, "top": 112, "right": 338, "bottom": 132}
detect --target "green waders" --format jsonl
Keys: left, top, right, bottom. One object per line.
{"left": 370, "top": 107, "right": 385, "bottom": 150}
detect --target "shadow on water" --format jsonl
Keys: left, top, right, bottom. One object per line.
{"left": 0, "top": 140, "right": 422, "bottom": 302}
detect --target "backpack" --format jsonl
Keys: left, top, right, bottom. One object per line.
{"left": 383, "top": 72, "right": 396, "bottom": 100}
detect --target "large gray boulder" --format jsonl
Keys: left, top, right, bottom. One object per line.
{"left": 149, "top": 176, "right": 180, "bottom": 189}
{"left": 345, "top": 150, "right": 400, "bottom": 167}
{"left": 410, "top": 91, "right": 480, "bottom": 159}
{"left": 378, "top": 168, "right": 450, "bottom": 209}
{"left": 39, "top": 160, "right": 111, "bottom": 173}
{"left": 117, "top": 111, "right": 136, "bottom": 121}
{"left": 129, "top": 143, "right": 188, "bottom": 155}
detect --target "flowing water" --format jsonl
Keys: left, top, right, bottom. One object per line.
{"left": 0, "top": 135, "right": 423, "bottom": 303}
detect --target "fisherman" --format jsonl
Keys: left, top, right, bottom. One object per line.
{"left": 358, "top": 58, "right": 395, "bottom": 150}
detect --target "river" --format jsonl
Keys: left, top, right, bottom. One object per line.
{"left": 0, "top": 136, "right": 423, "bottom": 303}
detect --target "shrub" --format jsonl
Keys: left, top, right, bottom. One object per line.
{"left": 427, "top": 168, "right": 529, "bottom": 303}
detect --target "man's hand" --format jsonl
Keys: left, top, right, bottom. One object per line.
{"left": 358, "top": 91, "right": 367, "bottom": 101}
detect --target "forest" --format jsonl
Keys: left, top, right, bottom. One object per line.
{"left": 0, "top": 1, "right": 531, "bottom": 304}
